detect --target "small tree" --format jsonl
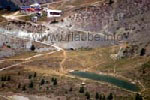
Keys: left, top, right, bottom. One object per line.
{"left": 99, "top": 94, "right": 103, "bottom": 100}
{"left": 1, "top": 76, "right": 4, "bottom": 81}
{"left": 135, "top": 93, "right": 143, "bottom": 100}
{"left": 140, "top": 48, "right": 146, "bottom": 56}
{"left": 34, "top": 72, "right": 37, "bottom": 78}
{"left": 3, "top": 76, "right": 7, "bottom": 81}
{"left": 7, "top": 45, "right": 11, "bottom": 48}
{"left": 29, "top": 81, "right": 34, "bottom": 88}
{"left": 53, "top": 78, "right": 57, "bottom": 85}
{"left": 108, "top": 0, "right": 114, "bottom": 5}
{"left": 4, "top": 76, "right": 7, "bottom": 81}
{"left": 18, "top": 83, "right": 21, "bottom": 89}
{"left": 40, "top": 79, "right": 45, "bottom": 85}
{"left": 79, "top": 86, "right": 84, "bottom": 93}
{"left": 18, "top": 72, "right": 21, "bottom": 75}
{"left": 28, "top": 75, "right": 32, "bottom": 79}
{"left": 96, "top": 92, "right": 100, "bottom": 100}
{"left": 1, "top": 83, "right": 5, "bottom": 87}
{"left": 107, "top": 93, "right": 113, "bottom": 100}
{"left": 69, "top": 87, "right": 73, "bottom": 92}
{"left": 85, "top": 92, "right": 90, "bottom": 100}
{"left": 7, "top": 75, "right": 11, "bottom": 81}
{"left": 46, "top": 87, "right": 49, "bottom": 91}
{"left": 102, "top": 95, "right": 106, "bottom": 100}
{"left": 30, "top": 45, "right": 36, "bottom": 51}
{"left": 22, "top": 85, "right": 26, "bottom": 91}
{"left": 51, "top": 77, "right": 55, "bottom": 82}
{"left": 1, "top": 76, "right": 7, "bottom": 81}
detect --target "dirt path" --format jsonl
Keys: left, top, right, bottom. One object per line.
{"left": 2, "top": 11, "right": 26, "bottom": 21}
{"left": 60, "top": 50, "right": 67, "bottom": 72}
{"left": 0, "top": 28, "right": 65, "bottom": 71}
{"left": 0, "top": 36, "right": 146, "bottom": 94}
{"left": 0, "top": 39, "right": 62, "bottom": 72}
{"left": 0, "top": 51, "right": 56, "bottom": 72}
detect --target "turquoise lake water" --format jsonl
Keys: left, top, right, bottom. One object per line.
{"left": 70, "top": 71, "right": 140, "bottom": 92}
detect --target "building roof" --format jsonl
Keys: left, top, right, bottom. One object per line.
{"left": 47, "top": 9, "right": 62, "bottom": 13}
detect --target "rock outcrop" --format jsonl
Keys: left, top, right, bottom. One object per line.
{"left": 63, "top": 0, "right": 150, "bottom": 44}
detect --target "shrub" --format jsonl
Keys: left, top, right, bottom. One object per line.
{"left": 30, "top": 45, "right": 36, "bottom": 51}
{"left": 53, "top": 78, "right": 57, "bottom": 85}
{"left": 34, "top": 72, "right": 37, "bottom": 78}
{"left": 22, "top": 85, "right": 26, "bottom": 91}
{"left": 135, "top": 93, "right": 143, "bottom": 100}
{"left": 28, "top": 75, "right": 32, "bottom": 79}
{"left": 40, "top": 79, "right": 45, "bottom": 85}
{"left": 107, "top": 93, "right": 113, "bottom": 100}
{"left": 29, "top": 81, "right": 34, "bottom": 88}
{"left": 1, "top": 83, "right": 5, "bottom": 87}
{"left": 7, "top": 75, "right": 11, "bottom": 81}
{"left": 69, "top": 87, "right": 73, "bottom": 92}
{"left": 85, "top": 92, "right": 90, "bottom": 100}
{"left": 79, "top": 86, "right": 84, "bottom": 93}
{"left": 18, "top": 83, "right": 21, "bottom": 89}
{"left": 51, "top": 77, "right": 55, "bottom": 82}
{"left": 18, "top": 72, "right": 21, "bottom": 75}
{"left": 96, "top": 92, "right": 100, "bottom": 99}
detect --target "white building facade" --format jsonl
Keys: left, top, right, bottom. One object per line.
{"left": 46, "top": 9, "right": 62, "bottom": 18}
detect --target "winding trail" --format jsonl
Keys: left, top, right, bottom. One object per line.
{"left": 0, "top": 7, "right": 146, "bottom": 96}
{"left": 0, "top": 25, "right": 67, "bottom": 73}
{"left": 34, "top": 41, "right": 66, "bottom": 72}
{"left": 60, "top": 50, "right": 67, "bottom": 72}
{"left": 0, "top": 34, "right": 64, "bottom": 72}
{"left": 0, "top": 35, "right": 145, "bottom": 93}
{"left": 2, "top": 11, "right": 26, "bottom": 21}
{"left": 0, "top": 38, "right": 66, "bottom": 74}
{"left": 0, "top": 51, "right": 56, "bottom": 72}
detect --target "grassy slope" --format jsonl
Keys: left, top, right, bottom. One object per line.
{"left": 66, "top": 46, "right": 150, "bottom": 84}
{"left": 65, "top": 46, "right": 150, "bottom": 99}
{"left": 0, "top": 49, "right": 135, "bottom": 99}
{"left": 0, "top": 45, "right": 149, "bottom": 99}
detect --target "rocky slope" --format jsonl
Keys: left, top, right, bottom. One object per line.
{"left": 63, "top": 0, "right": 150, "bottom": 42}
{"left": 1, "top": 0, "right": 150, "bottom": 53}
{"left": 57, "top": 0, "right": 150, "bottom": 56}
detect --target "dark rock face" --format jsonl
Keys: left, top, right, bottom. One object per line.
{"left": 116, "top": 42, "right": 150, "bottom": 58}
{"left": 0, "top": 0, "right": 56, "bottom": 11}
{"left": 0, "top": 0, "right": 19, "bottom": 11}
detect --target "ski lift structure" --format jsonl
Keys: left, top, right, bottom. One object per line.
{"left": 20, "top": 3, "right": 41, "bottom": 14}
